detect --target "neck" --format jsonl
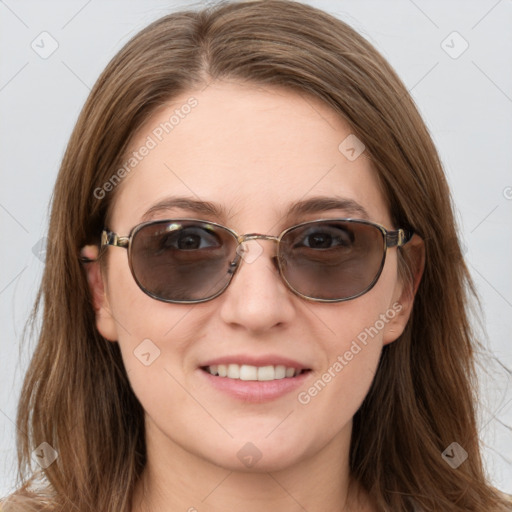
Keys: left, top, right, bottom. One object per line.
{"left": 131, "top": 417, "right": 373, "bottom": 512}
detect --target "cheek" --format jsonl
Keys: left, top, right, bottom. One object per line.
{"left": 104, "top": 250, "right": 196, "bottom": 388}
{"left": 106, "top": 282, "right": 203, "bottom": 440}
{"left": 298, "top": 301, "right": 389, "bottom": 422}
{"left": 295, "top": 253, "right": 400, "bottom": 426}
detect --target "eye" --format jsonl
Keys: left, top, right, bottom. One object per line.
{"left": 293, "top": 224, "right": 354, "bottom": 250}
{"left": 159, "top": 226, "right": 222, "bottom": 251}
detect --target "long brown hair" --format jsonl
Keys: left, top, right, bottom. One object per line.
{"left": 3, "top": 1, "right": 511, "bottom": 510}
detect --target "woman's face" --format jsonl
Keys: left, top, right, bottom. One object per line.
{"left": 92, "top": 80, "right": 413, "bottom": 473}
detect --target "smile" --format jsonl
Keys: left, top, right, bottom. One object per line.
{"left": 201, "top": 364, "right": 309, "bottom": 381}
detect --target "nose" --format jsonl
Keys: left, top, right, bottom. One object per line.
{"left": 218, "top": 239, "right": 296, "bottom": 332}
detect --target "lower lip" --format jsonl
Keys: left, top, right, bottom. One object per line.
{"left": 198, "top": 368, "right": 312, "bottom": 403}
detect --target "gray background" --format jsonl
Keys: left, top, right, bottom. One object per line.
{"left": 1, "top": 0, "right": 511, "bottom": 496}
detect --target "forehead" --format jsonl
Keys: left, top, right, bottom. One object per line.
{"left": 108, "top": 80, "right": 390, "bottom": 232}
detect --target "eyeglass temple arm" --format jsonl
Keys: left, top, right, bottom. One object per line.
{"left": 98, "top": 227, "right": 413, "bottom": 250}
{"left": 101, "top": 230, "right": 130, "bottom": 249}
{"left": 386, "top": 228, "right": 414, "bottom": 248}
{"left": 78, "top": 230, "right": 126, "bottom": 264}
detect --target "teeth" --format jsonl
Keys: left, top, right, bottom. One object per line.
{"left": 227, "top": 364, "right": 240, "bottom": 379}
{"left": 240, "top": 365, "right": 257, "bottom": 380}
{"left": 204, "top": 364, "right": 304, "bottom": 380}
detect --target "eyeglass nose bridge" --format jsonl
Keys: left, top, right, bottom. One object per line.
{"left": 233, "top": 233, "right": 282, "bottom": 266}
{"left": 237, "top": 233, "right": 281, "bottom": 244}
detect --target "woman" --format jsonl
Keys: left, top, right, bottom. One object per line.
{"left": 2, "top": 0, "right": 511, "bottom": 510}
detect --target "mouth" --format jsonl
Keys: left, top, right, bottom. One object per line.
{"left": 199, "top": 363, "right": 313, "bottom": 403}
{"left": 200, "top": 364, "right": 311, "bottom": 381}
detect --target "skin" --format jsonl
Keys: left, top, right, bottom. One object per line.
{"left": 83, "top": 80, "right": 424, "bottom": 512}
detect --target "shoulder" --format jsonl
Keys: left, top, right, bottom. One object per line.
{"left": 0, "top": 494, "right": 48, "bottom": 511}
{"left": 0, "top": 477, "right": 56, "bottom": 512}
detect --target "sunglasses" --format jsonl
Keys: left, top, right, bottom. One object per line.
{"left": 100, "top": 218, "right": 413, "bottom": 304}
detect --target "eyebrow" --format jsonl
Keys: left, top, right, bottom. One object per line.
{"left": 285, "top": 196, "right": 369, "bottom": 220}
{"left": 141, "top": 197, "right": 224, "bottom": 222}
{"left": 141, "top": 195, "right": 370, "bottom": 223}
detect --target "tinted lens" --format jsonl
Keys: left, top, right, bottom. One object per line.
{"left": 279, "top": 220, "right": 385, "bottom": 300}
{"left": 129, "top": 220, "right": 237, "bottom": 302}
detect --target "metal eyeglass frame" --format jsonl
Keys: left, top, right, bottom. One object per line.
{"left": 100, "top": 217, "right": 413, "bottom": 304}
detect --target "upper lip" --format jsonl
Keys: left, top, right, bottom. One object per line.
{"left": 200, "top": 354, "right": 311, "bottom": 370}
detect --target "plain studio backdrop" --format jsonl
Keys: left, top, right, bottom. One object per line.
{"left": 0, "top": 0, "right": 511, "bottom": 497}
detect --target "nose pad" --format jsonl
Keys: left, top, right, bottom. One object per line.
{"left": 228, "top": 238, "right": 286, "bottom": 284}
{"left": 235, "top": 239, "right": 264, "bottom": 264}
{"left": 227, "top": 239, "right": 284, "bottom": 280}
